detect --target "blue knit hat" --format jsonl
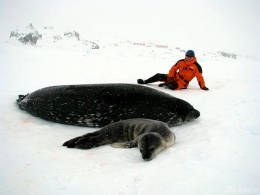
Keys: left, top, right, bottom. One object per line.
{"left": 185, "top": 50, "right": 195, "bottom": 57}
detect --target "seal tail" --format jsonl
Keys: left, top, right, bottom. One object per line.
{"left": 16, "top": 94, "right": 29, "bottom": 104}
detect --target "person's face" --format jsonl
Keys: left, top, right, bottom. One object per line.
{"left": 185, "top": 55, "right": 194, "bottom": 61}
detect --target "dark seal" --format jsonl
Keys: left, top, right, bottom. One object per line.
{"left": 63, "top": 118, "right": 176, "bottom": 161}
{"left": 17, "top": 83, "right": 200, "bottom": 127}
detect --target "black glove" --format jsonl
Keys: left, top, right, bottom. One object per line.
{"left": 199, "top": 82, "right": 209, "bottom": 90}
{"left": 165, "top": 81, "right": 178, "bottom": 90}
{"left": 201, "top": 87, "right": 209, "bottom": 90}
{"left": 159, "top": 82, "right": 178, "bottom": 90}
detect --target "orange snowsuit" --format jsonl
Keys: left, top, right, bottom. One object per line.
{"left": 167, "top": 57, "right": 206, "bottom": 90}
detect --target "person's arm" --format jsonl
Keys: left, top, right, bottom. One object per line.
{"left": 194, "top": 62, "right": 209, "bottom": 90}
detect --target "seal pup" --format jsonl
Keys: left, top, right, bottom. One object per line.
{"left": 17, "top": 83, "right": 200, "bottom": 128}
{"left": 63, "top": 118, "right": 175, "bottom": 161}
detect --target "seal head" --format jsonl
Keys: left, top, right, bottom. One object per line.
{"left": 138, "top": 133, "right": 163, "bottom": 161}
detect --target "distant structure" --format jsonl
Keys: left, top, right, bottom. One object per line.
{"left": 156, "top": 45, "right": 168, "bottom": 48}
{"left": 133, "top": 42, "right": 168, "bottom": 48}
{"left": 133, "top": 43, "right": 145, "bottom": 46}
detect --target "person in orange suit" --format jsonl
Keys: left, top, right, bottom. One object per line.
{"left": 137, "top": 50, "right": 209, "bottom": 90}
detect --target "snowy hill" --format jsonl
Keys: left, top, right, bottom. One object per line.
{"left": 8, "top": 24, "right": 246, "bottom": 60}
{"left": 8, "top": 23, "right": 99, "bottom": 50}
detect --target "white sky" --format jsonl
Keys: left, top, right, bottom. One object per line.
{"left": 1, "top": 0, "right": 259, "bottom": 55}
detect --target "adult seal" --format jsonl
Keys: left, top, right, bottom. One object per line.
{"left": 17, "top": 83, "right": 200, "bottom": 127}
{"left": 63, "top": 118, "right": 176, "bottom": 161}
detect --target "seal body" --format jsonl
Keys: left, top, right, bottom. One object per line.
{"left": 63, "top": 118, "right": 176, "bottom": 161}
{"left": 17, "top": 83, "right": 200, "bottom": 127}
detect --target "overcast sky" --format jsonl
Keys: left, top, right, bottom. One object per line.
{"left": 1, "top": 0, "right": 259, "bottom": 55}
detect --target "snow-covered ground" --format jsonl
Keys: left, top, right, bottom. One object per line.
{"left": 1, "top": 26, "right": 259, "bottom": 195}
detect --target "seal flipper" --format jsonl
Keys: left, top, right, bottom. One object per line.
{"left": 111, "top": 139, "right": 138, "bottom": 148}
{"left": 16, "top": 94, "right": 29, "bottom": 103}
{"left": 63, "top": 131, "right": 109, "bottom": 149}
{"left": 63, "top": 136, "right": 83, "bottom": 148}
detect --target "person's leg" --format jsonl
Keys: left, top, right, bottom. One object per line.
{"left": 137, "top": 73, "right": 167, "bottom": 84}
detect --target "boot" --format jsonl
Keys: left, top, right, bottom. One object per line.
{"left": 137, "top": 79, "right": 147, "bottom": 84}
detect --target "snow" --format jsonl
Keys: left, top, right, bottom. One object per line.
{"left": 1, "top": 33, "right": 259, "bottom": 195}
{"left": 1, "top": 1, "right": 260, "bottom": 194}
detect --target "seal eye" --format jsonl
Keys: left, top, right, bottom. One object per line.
{"left": 149, "top": 147, "right": 154, "bottom": 152}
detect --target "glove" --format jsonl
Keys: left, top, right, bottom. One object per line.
{"left": 165, "top": 81, "right": 178, "bottom": 90}
{"left": 201, "top": 87, "right": 209, "bottom": 90}
{"left": 158, "top": 83, "right": 166, "bottom": 87}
